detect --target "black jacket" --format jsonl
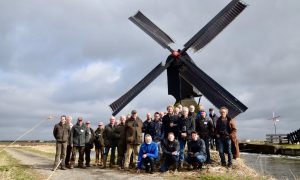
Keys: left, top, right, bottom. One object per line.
{"left": 142, "top": 119, "right": 155, "bottom": 138}
{"left": 177, "top": 116, "right": 195, "bottom": 140}
{"left": 103, "top": 124, "right": 117, "bottom": 147}
{"left": 162, "top": 114, "right": 179, "bottom": 139}
{"left": 114, "top": 123, "right": 126, "bottom": 146}
{"left": 161, "top": 138, "right": 180, "bottom": 156}
{"left": 187, "top": 138, "right": 206, "bottom": 157}
{"left": 195, "top": 116, "right": 213, "bottom": 139}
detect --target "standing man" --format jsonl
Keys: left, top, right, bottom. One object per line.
{"left": 52, "top": 115, "right": 70, "bottom": 170}
{"left": 103, "top": 116, "right": 117, "bottom": 168}
{"left": 185, "top": 131, "right": 206, "bottom": 169}
{"left": 85, "top": 121, "right": 95, "bottom": 167}
{"left": 94, "top": 122, "right": 105, "bottom": 166}
{"left": 124, "top": 110, "right": 143, "bottom": 170}
{"left": 177, "top": 107, "right": 195, "bottom": 169}
{"left": 137, "top": 134, "right": 158, "bottom": 174}
{"left": 188, "top": 105, "right": 196, "bottom": 118}
{"left": 209, "top": 108, "right": 219, "bottom": 150}
{"left": 115, "top": 115, "right": 127, "bottom": 169}
{"left": 65, "top": 115, "right": 73, "bottom": 168}
{"left": 162, "top": 105, "right": 178, "bottom": 139}
{"left": 142, "top": 113, "right": 155, "bottom": 139}
{"left": 160, "top": 132, "right": 180, "bottom": 172}
{"left": 70, "top": 117, "right": 88, "bottom": 169}
{"left": 195, "top": 110, "right": 213, "bottom": 163}
{"left": 215, "top": 107, "right": 239, "bottom": 167}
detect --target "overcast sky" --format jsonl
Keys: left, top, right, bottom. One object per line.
{"left": 0, "top": 0, "right": 299, "bottom": 140}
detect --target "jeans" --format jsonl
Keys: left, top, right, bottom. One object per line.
{"left": 104, "top": 146, "right": 116, "bottom": 165}
{"left": 217, "top": 138, "right": 232, "bottom": 165}
{"left": 160, "top": 154, "right": 179, "bottom": 172}
{"left": 203, "top": 138, "right": 211, "bottom": 162}
{"left": 185, "top": 154, "right": 206, "bottom": 165}
{"left": 85, "top": 147, "right": 91, "bottom": 165}
{"left": 65, "top": 144, "right": 72, "bottom": 166}
{"left": 179, "top": 139, "right": 186, "bottom": 163}
{"left": 53, "top": 142, "right": 67, "bottom": 168}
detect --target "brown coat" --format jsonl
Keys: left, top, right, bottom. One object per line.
{"left": 215, "top": 116, "right": 240, "bottom": 159}
{"left": 125, "top": 117, "right": 143, "bottom": 145}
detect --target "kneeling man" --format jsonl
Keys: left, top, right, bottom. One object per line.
{"left": 137, "top": 134, "right": 158, "bottom": 174}
{"left": 185, "top": 131, "right": 206, "bottom": 169}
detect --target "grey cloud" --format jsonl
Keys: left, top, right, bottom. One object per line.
{"left": 0, "top": 0, "right": 300, "bottom": 140}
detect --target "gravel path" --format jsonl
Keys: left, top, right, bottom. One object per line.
{"left": 5, "top": 148, "right": 165, "bottom": 180}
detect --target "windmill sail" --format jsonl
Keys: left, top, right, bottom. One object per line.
{"left": 110, "top": 61, "right": 171, "bottom": 116}
{"left": 183, "top": 0, "right": 247, "bottom": 53}
{"left": 129, "top": 11, "right": 174, "bottom": 51}
{"left": 179, "top": 56, "right": 247, "bottom": 118}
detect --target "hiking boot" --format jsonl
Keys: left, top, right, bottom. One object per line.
{"left": 86, "top": 164, "right": 91, "bottom": 167}
{"left": 187, "top": 164, "right": 193, "bottom": 170}
{"left": 221, "top": 162, "right": 227, "bottom": 167}
{"left": 227, "top": 163, "right": 232, "bottom": 168}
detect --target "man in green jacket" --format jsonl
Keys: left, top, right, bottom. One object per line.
{"left": 52, "top": 115, "right": 70, "bottom": 170}
{"left": 70, "top": 117, "right": 88, "bottom": 169}
{"left": 124, "top": 110, "right": 143, "bottom": 170}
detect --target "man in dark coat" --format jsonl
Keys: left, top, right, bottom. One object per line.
{"left": 177, "top": 106, "right": 195, "bottom": 168}
{"left": 70, "top": 117, "right": 88, "bottom": 168}
{"left": 52, "top": 115, "right": 70, "bottom": 170}
{"left": 124, "top": 110, "right": 143, "bottom": 170}
{"left": 84, "top": 121, "right": 95, "bottom": 167}
{"left": 114, "top": 115, "right": 126, "bottom": 169}
{"left": 209, "top": 108, "right": 219, "bottom": 150}
{"left": 161, "top": 105, "right": 179, "bottom": 139}
{"left": 215, "top": 107, "right": 239, "bottom": 168}
{"left": 160, "top": 132, "right": 180, "bottom": 172}
{"left": 65, "top": 115, "right": 73, "bottom": 168}
{"left": 195, "top": 110, "right": 213, "bottom": 163}
{"left": 185, "top": 131, "right": 206, "bottom": 169}
{"left": 94, "top": 122, "right": 105, "bottom": 166}
{"left": 103, "top": 116, "right": 117, "bottom": 168}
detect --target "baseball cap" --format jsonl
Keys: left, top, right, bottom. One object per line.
{"left": 131, "top": 110, "right": 137, "bottom": 114}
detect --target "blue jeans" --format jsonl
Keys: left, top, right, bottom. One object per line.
{"left": 185, "top": 154, "right": 206, "bottom": 165}
{"left": 203, "top": 138, "right": 211, "bottom": 162}
{"left": 104, "top": 146, "right": 116, "bottom": 165}
{"left": 217, "top": 138, "right": 232, "bottom": 165}
{"left": 160, "top": 155, "right": 179, "bottom": 172}
{"left": 179, "top": 139, "right": 186, "bottom": 162}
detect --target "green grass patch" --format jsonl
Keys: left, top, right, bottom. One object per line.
{"left": 0, "top": 148, "right": 41, "bottom": 180}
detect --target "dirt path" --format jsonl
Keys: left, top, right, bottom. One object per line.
{"left": 5, "top": 148, "right": 165, "bottom": 180}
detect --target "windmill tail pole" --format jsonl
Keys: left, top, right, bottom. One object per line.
{"left": 0, "top": 115, "right": 53, "bottom": 154}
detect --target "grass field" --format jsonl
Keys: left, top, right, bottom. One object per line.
{"left": 0, "top": 148, "right": 41, "bottom": 180}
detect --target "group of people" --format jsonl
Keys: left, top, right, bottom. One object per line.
{"left": 52, "top": 104, "right": 239, "bottom": 174}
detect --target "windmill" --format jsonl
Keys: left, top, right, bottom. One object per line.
{"left": 109, "top": 0, "right": 248, "bottom": 118}
{"left": 269, "top": 112, "right": 280, "bottom": 134}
